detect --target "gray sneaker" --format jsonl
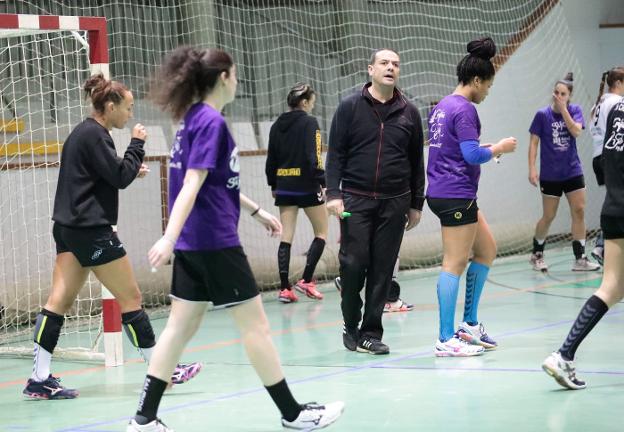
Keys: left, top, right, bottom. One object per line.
{"left": 572, "top": 256, "right": 601, "bottom": 272}
{"left": 530, "top": 252, "right": 548, "bottom": 272}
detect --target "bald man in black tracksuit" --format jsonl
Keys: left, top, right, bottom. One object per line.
{"left": 326, "top": 49, "right": 425, "bottom": 355}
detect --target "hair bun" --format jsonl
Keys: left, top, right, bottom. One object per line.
{"left": 563, "top": 72, "right": 574, "bottom": 82}
{"left": 83, "top": 73, "right": 107, "bottom": 95}
{"left": 467, "top": 37, "right": 496, "bottom": 61}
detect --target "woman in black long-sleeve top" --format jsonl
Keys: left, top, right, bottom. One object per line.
{"left": 23, "top": 74, "right": 200, "bottom": 400}
{"left": 265, "top": 82, "right": 327, "bottom": 303}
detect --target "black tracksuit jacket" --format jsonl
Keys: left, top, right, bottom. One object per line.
{"left": 265, "top": 110, "right": 325, "bottom": 193}
{"left": 325, "top": 83, "right": 425, "bottom": 210}
{"left": 52, "top": 118, "right": 145, "bottom": 227}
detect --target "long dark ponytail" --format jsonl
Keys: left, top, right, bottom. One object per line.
{"left": 150, "top": 46, "right": 234, "bottom": 121}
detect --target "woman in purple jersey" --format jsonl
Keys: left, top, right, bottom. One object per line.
{"left": 426, "top": 37, "right": 517, "bottom": 357}
{"left": 542, "top": 98, "right": 624, "bottom": 390}
{"left": 127, "top": 47, "right": 343, "bottom": 432}
{"left": 528, "top": 73, "right": 600, "bottom": 273}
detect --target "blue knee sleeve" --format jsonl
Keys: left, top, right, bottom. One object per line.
{"left": 463, "top": 261, "right": 490, "bottom": 325}
{"left": 437, "top": 272, "right": 460, "bottom": 342}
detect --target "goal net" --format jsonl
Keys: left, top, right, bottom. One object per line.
{"left": 0, "top": 2, "right": 601, "bottom": 357}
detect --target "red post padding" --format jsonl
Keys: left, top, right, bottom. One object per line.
{"left": 102, "top": 298, "right": 122, "bottom": 333}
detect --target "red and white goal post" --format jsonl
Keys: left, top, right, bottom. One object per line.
{"left": 0, "top": 14, "right": 124, "bottom": 366}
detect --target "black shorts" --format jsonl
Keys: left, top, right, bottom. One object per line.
{"left": 540, "top": 175, "right": 585, "bottom": 197}
{"left": 427, "top": 198, "right": 479, "bottom": 227}
{"left": 274, "top": 191, "right": 324, "bottom": 208}
{"left": 52, "top": 223, "right": 127, "bottom": 267}
{"left": 171, "top": 246, "right": 259, "bottom": 307}
{"left": 592, "top": 156, "right": 605, "bottom": 186}
{"left": 601, "top": 215, "right": 624, "bottom": 240}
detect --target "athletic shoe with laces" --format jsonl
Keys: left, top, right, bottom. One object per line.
{"left": 384, "top": 299, "right": 414, "bottom": 313}
{"left": 282, "top": 401, "right": 345, "bottom": 430}
{"left": 529, "top": 252, "right": 548, "bottom": 272}
{"left": 591, "top": 247, "right": 604, "bottom": 266}
{"left": 356, "top": 336, "right": 389, "bottom": 355}
{"left": 279, "top": 288, "right": 299, "bottom": 303}
{"left": 295, "top": 279, "right": 323, "bottom": 300}
{"left": 127, "top": 418, "right": 173, "bottom": 432}
{"left": 572, "top": 256, "right": 601, "bottom": 272}
{"left": 23, "top": 375, "right": 79, "bottom": 400}
{"left": 457, "top": 322, "right": 498, "bottom": 350}
{"left": 342, "top": 323, "right": 358, "bottom": 351}
{"left": 434, "top": 334, "right": 485, "bottom": 357}
{"left": 170, "top": 362, "right": 202, "bottom": 385}
{"left": 542, "top": 351, "right": 586, "bottom": 390}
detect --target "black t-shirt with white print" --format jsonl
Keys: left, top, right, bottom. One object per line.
{"left": 602, "top": 99, "right": 624, "bottom": 217}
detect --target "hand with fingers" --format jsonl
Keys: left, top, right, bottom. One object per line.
{"left": 132, "top": 123, "right": 147, "bottom": 141}
{"left": 253, "top": 208, "right": 282, "bottom": 237}
{"left": 148, "top": 236, "right": 175, "bottom": 271}
{"left": 327, "top": 198, "right": 346, "bottom": 219}
{"left": 137, "top": 163, "right": 150, "bottom": 178}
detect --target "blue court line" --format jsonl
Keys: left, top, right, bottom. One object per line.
{"left": 54, "top": 308, "right": 624, "bottom": 432}
{"left": 371, "top": 364, "right": 624, "bottom": 376}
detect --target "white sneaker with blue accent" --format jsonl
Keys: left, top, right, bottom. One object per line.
{"left": 457, "top": 322, "right": 498, "bottom": 350}
{"left": 542, "top": 351, "right": 586, "bottom": 390}
{"left": 282, "top": 401, "right": 345, "bottom": 430}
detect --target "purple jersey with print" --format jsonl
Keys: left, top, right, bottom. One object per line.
{"left": 169, "top": 103, "right": 241, "bottom": 251}
{"left": 426, "top": 94, "right": 481, "bottom": 199}
{"left": 529, "top": 104, "right": 585, "bottom": 181}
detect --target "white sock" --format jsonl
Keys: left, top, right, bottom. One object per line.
{"left": 32, "top": 344, "right": 52, "bottom": 381}
{"left": 536, "top": 238, "right": 545, "bottom": 245}
{"left": 579, "top": 239, "right": 586, "bottom": 247}
{"left": 139, "top": 346, "right": 153, "bottom": 363}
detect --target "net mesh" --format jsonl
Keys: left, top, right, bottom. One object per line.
{"left": 0, "top": 1, "right": 602, "bottom": 351}
{"left": 0, "top": 29, "right": 104, "bottom": 352}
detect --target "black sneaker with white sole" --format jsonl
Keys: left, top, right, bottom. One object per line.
{"left": 356, "top": 336, "right": 389, "bottom": 355}
{"left": 342, "top": 323, "right": 358, "bottom": 351}
{"left": 23, "top": 375, "right": 79, "bottom": 400}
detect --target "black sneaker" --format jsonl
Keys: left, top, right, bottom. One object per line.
{"left": 342, "top": 323, "right": 358, "bottom": 351}
{"left": 23, "top": 375, "right": 79, "bottom": 400}
{"left": 356, "top": 336, "right": 389, "bottom": 355}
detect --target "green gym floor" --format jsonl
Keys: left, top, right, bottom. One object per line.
{"left": 1, "top": 248, "right": 621, "bottom": 432}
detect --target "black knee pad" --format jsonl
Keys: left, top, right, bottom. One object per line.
{"left": 122, "top": 309, "right": 156, "bottom": 349}
{"left": 33, "top": 309, "right": 64, "bottom": 353}
{"left": 308, "top": 237, "right": 325, "bottom": 257}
